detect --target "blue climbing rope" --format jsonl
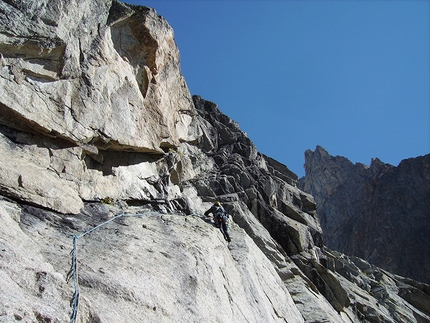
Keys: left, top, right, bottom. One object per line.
{"left": 69, "top": 236, "right": 79, "bottom": 323}
{"left": 67, "top": 212, "right": 150, "bottom": 323}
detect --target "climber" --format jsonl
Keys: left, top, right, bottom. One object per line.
{"left": 204, "top": 201, "right": 231, "bottom": 242}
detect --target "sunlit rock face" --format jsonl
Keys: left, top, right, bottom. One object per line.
{"left": 0, "top": 0, "right": 193, "bottom": 213}
{"left": 300, "top": 145, "right": 430, "bottom": 284}
{"left": 1, "top": 1, "right": 429, "bottom": 322}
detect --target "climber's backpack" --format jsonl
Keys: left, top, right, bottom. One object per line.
{"left": 214, "top": 206, "right": 229, "bottom": 224}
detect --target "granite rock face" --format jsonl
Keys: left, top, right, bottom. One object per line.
{"left": 300, "top": 145, "right": 430, "bottom": 284}
{"left": 0, "top": 0, "right": 194, "bottom": 214}
{"left": 1, "top": 1, "right": 430, "bottom": 322}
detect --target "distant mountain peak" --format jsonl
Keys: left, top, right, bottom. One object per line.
{"left": 301, "top": 146, "right": 430, "bottom": 284}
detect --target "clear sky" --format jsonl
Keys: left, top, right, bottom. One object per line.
{"left": 126, "top": 0, "right": 430, "bottom": 177}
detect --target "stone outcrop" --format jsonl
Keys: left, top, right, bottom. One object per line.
{"left": 300, "top": 146, "right": 430, "bottom": 284}
{"left": 0, "top": 0, "right": 193, "bottom": 214}
{"left": 1, "top": 1, "right": 430, "bottom": 322}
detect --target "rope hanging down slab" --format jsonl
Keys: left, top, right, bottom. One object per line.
{"left": 66, "top": 212, "right": 150, "bottom": 323}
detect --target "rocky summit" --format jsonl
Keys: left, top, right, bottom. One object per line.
{"left": 300, "top": 146, "right": 430, "bottom": 285}
{"left": 1, "top": 1, "right": 430, "bottom": 322}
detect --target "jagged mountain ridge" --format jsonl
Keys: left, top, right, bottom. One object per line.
{"left": 300, "top": 145, "right": 430, "bottom": 284}
{"left": 0, "top": 1, "right": 430, "bottom": 322}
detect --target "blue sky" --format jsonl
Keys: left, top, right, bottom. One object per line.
{"left": 126, "top": 0, "right": 430, "bottom": 177}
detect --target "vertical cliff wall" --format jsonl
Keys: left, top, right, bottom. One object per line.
{"left": 1, "top": 1, "right": 430, "bottom": 322}
{"left": 300, "top": 146, "right": 430, "bottom": 284}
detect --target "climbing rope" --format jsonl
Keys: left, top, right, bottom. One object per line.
{"left": 66, "top": 212, "right": 151, "bottom": 323}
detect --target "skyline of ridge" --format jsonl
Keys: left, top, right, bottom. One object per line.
{"left": 129, "top": 0, "right": 430, "bottom": 177}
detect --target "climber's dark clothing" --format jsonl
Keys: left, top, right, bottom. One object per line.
{"left": 219, "top": 219, "right": 231, "bottom": 242}
{"left": 204, "top": 204, "right": 223, "bottom": 226}
{"left": 204, "top": 204, "right": 231, "bottom": 242}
